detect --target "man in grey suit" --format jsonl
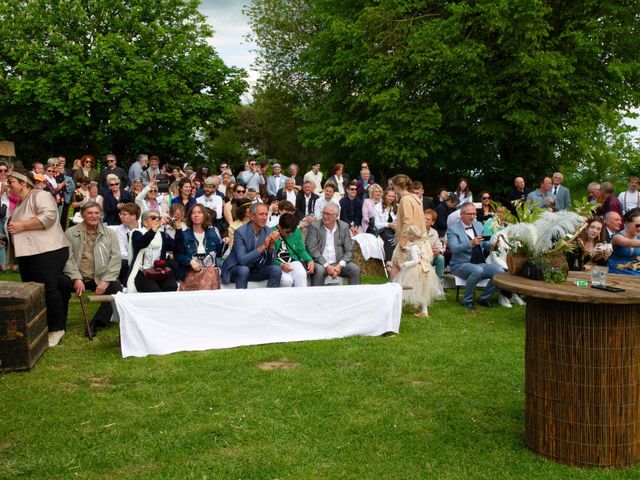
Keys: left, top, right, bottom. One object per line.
{"left": 306, "top": 202, "right": 360, "bottom": 286}
{"left": 551, "top": 172, "right": 571, "bottom": 210}
{"left": 447, "top": 202, "right": 502, "bottom": 309}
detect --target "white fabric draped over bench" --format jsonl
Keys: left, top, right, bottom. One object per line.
{"left": 115, "top": 283, "right": 403, "bottom": 358}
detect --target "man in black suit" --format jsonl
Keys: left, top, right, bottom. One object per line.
{"left": 295, "top": 180, "right": 319, "bottom": 222}
{"left": 603, "top": 211, "right": 622, "bottom": 242}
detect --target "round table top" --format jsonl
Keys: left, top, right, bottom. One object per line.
{"left": 493, "top": 271, "right": 640, "bottom": 304}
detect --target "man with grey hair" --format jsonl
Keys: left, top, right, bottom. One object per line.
{"left": 596, "top": 181, "right": 623, "bottom": 217}
{"left": 221, "top": 202, "right": 282, "bottom": 288}
{"left": 98, "top": 153, "right": 129, "bottom": 191}
{"left": 59, "top": 201, "right": 122, "bottom": 338}
{"left": 128, "top": 153, "right": 149, "bottom": 186}
{"left": 603, "top": 211, "right": 623, "bottom": 242}
{"left": 551, "top": 172, "right": 571, "bottom": 210}
{"left": 306, "top": 202, "right": 360, "bottom": 286}
{"left": 587, "top": 182, "right": 601, "bottom": 203}
{"left": 277, "top": 177, "right": 298, "bottom": 204}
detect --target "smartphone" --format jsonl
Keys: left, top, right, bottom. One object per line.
{"left": 482, "top": 235, "right": 491, "bottom": 241}
{"left": 591, "top": 285, "right": 625, "bottom": 292}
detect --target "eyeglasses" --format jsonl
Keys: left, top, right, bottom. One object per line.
{"left": 84, "top": 161, "right": 92, "bottom": 164}
{"left": 109, "top": 183, "right": 120, "bottom": 186}
{"left": 481, "top": 196, "right": 490, "bottom": 200}
{"left": 348, "top": 187, "right": 357, "bottom": 191}
{"left": 107, "top": 159, "right": 115, "bottom": 163}
{"left": 634, "top": 224, "right": 640, "bottom": 228}
{"left": 147, "top": 215, "right": 161, "bottom": 221}
{"left": 46, "top": 169, "right": 54, "bottom": 173}
{"left": 235, "top": 189, "right": 245, "bottom": 194}
{"left": 0, "top": 168, "right": 7, "bottom": 173}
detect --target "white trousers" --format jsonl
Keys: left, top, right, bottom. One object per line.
{"left": 279, "top": 261, "right": 308, "bottom": 287}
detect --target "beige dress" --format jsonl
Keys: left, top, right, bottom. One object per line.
{"left": 391, "top": 192, "right": 426, "bottom": 267}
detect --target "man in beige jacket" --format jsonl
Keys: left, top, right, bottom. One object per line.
{"left": 59, "top": 201, "right": 122, "bottom": 337}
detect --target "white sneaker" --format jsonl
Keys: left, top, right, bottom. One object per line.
{"left": 498, "top": 295, "right": 512, "bottom": 308}
{"left": 48, "top": 330, "right": 65, "bottom": 347}
{"left": 510, "top": 293, "right": 526, "bottom": 306}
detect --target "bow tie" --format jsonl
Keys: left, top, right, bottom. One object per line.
{"left": 465, "top": 226, "right": 474, "bottom": 231}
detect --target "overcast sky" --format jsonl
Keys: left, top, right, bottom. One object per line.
{"left": 199, "top": 0, "right": 258, "bottom": 97}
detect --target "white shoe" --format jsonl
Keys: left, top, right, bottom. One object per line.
{"left": 498, "top": 295, "right": 512, "bottom": 308}
{"left": 48, "top": 330, "right": 65, "bottom": 347}
{"left": 510, "top": 293, "right": 526, "bottom": 306}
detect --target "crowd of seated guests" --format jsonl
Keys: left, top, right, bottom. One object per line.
{"left": 4, "top": 154, "right": 640, "bottom": 345}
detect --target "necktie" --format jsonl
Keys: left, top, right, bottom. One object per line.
{"left": 553, "top": 186, "right": 558, "bottom": 195}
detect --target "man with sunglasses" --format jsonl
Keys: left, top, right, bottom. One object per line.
{"left": 98, "top": 154, "right": 129, "bottom": 191}
{"left": 339, "top": 181, "right": 363, "bottom": 236}
{"left": 237, "top": 159, "right": 265, "bottom": 192}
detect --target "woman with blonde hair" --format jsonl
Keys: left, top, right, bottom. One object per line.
{"left": 389, "top": 174, "right": 426, "bottom": 278}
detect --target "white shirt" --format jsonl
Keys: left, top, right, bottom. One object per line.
{"left": 314, "top": 194, "right": 341, "bottom": 219}
{"left": 196, "top": 194, "right": 224, "bottom": 222}
{"left": 286, "top": 189, "right": 297, "bottom": 204}
{"left": 321, "top": 223, "right": 345, "bottom": 267}
{"left": 194, "top": 231, "right": 206, "bottom": 254}
{"left": 618, "top": 190, "right": 640, "bottom": 214}
{"left": 108, "top": 224, "right": 133, "bottom": 260}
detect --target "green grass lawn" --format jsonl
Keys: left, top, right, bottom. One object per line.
{"left": 0, "top": 271, "right": 637, "bottom": 479}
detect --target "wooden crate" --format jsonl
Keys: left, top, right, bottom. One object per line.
{"left": 0, "top": 281, "right": 48, "bottom": 372}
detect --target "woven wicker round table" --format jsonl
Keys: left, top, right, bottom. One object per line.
{"left": 493, "top": 271, "right": 640, "bottom": 467}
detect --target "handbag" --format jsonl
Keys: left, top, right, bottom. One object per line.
{"left": 143, "top": 259, "right": 172, "bottom": 281}
{"left": 365, "top": 216, "right": 378, "bottom": 236}
{"left": 179, "top": 266, "right": 221, "bottom": 291}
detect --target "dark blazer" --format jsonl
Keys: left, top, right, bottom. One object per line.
{"left": 325, "top": 174, "right": 350, "bottom": 192}
{"left": 277, "top": 187, "right": 298, "bottom": 203}
{"left": 339, "top": 196, "right": 363, "bottom": 227}
{"left": 102, "top": 189, "right": 134, "bottom": 225}
{"left": 221, "top": 221, "right": 274, "bottom": 284}
{"left": 174, "top": 227, "right": 223, "bottom": 280}
{"left": 306, "top": 219, "right": 354, "bottom": 265}
{"left": 98, "top": 166, "right": 129, "bottom": 191}
{"left": 126, "top": 229, "right": 175, "bottom": 283}
{"left": 295, "top": 191, "right": 319, "bottom": 220}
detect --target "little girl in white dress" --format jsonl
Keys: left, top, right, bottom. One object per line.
{"left": 393, "top": 225, "right": 444, "bottom": 316}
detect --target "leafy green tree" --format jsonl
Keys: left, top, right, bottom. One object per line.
{"left": 0, "top": 0, "right": 246, "bottom": 165}
{"left": 247, "top": 0, "right": 640, "bottom": 190}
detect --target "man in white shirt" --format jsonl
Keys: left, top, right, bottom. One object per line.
{"left": 551, "top": 172, "right": 571, "bottom": 210}
{"left": 313, "top": 183, "right": 341, "bottom": 219}
{"left": 267, "top": 163, "right": 288, "bottom": 197}
{"left": 303, "top": 160, "right": 323, "bottom": 195}
{"left": 108, "top": 203, "right": 141, "bottom": 282}
{"left": 618, "top": 176, "right": 640, "bottom": 214}
{"left": 196, "top": 176, "right": 224, "bottom": 222}
{"left": 306, "top": 202, "right": 360, "bottom": 286}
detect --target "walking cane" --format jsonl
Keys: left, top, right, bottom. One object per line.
{"left": 78, "top": 293, "right": 93, "bottom": 341}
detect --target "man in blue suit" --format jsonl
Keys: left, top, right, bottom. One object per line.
{"left": 221, "top": 203, "right": 282, "bottom": 288}
{"left": 447, "top": 202, "right": 502, "bottom": 309}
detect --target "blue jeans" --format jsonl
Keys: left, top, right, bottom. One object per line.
{"left": 451, "top": 262, "right": 502, "bottom": 305}
{"left": 229, "top": 264, "right": 282, "bottom": 288}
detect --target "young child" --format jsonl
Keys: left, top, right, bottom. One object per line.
{"left": 393, "top": 225, "right": 444, "bottom": 316}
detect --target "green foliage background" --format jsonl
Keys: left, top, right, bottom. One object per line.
{"left": 0, "top": 0, "right": 247, "bottom": 165}
{"left": 245, "top": 0, "right": 640, "bottom": 193}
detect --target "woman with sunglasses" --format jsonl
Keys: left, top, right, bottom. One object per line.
{"left": 476, "top": 191, "right": 495, "bottom": 223}
{"left": 223, "top": 183, "right": 246, "bottom": 226}
{"left": 608, "top": 208, "right": 640, "bottom": 275}
{"left": 224, "top": 198, "right": 253, "bottom": 252}
{"left": 103, "top": 173, "right": 134, "bottom": 225}
{"left": 127, "top": 209, "right": 177, "bottom": 292}
{"left": 72, "top": 155, "right": 98, "bottom": 184}
{"left": 136, "top": 179, "right": 169, "bottom": 218}
{"left": 6, "top": 169, "right": 69, "bottom": 345}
